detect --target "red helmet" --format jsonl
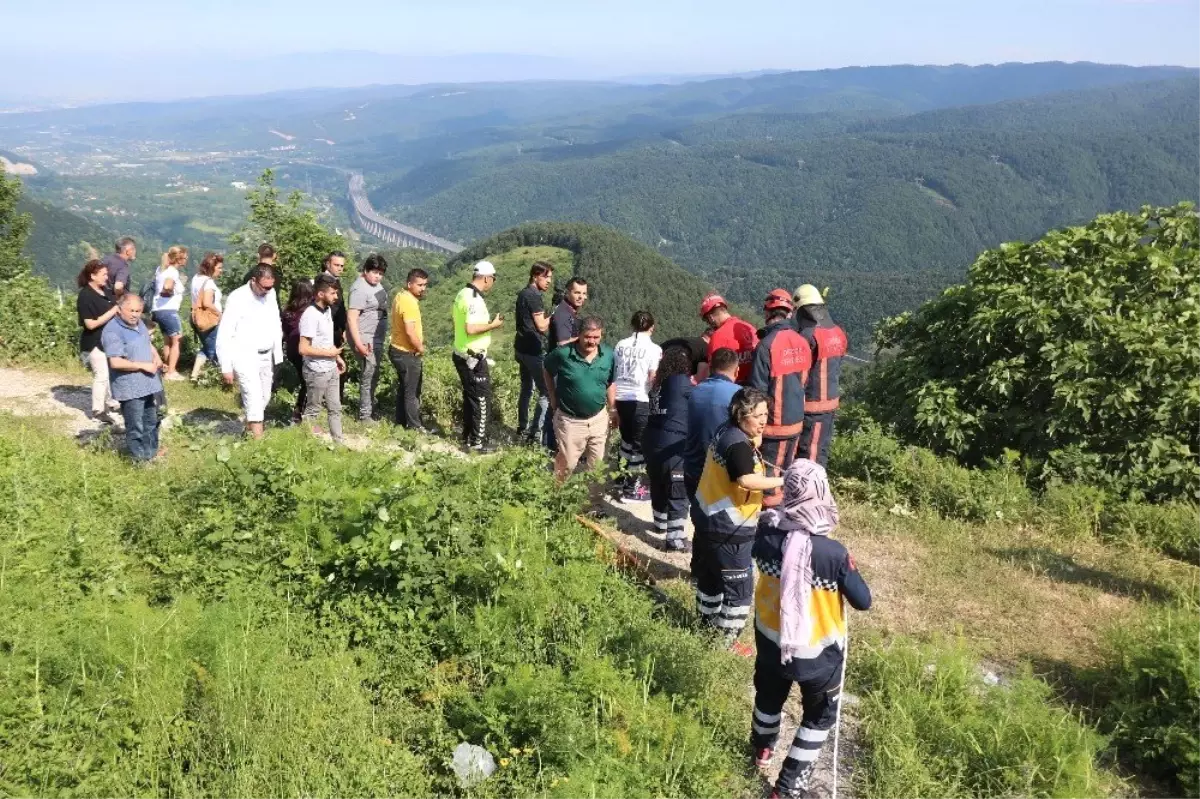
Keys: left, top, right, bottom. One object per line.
{"left": 699, "top": 293, "right": 727, "bottom": 318}
{"left": 764, "top": 288, "right": 794, "bottom": 313}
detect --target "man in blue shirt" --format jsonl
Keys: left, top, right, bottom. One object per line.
{"left": 684, "top": 347, "right": 742, "bottom": 495}
{"left": 101, "top": 294, "right": 165, "bottom": 463}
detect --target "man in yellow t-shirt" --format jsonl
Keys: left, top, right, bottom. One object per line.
{"left": 452, "top": 261, "right": 505, "bottom": 452}
{"left": 387, "top": 268, "right": 429, "bottom": 430}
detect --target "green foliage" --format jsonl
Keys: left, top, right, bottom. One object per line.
{"left": 829, "top": 413, "right": 1200, "bottom": 560}
{"left": 0, "top": 172, "right": 33, "bottom": 281}
{"left": 1083, "top": 610, "right": 1200, "bottom": 796}
{"left": 227, "top": 169, "right": 349, "bottom": 293}
{"left": 0, "top": 175, "right": 79, "bottom": 364}
{"left": 863, "top": 204, "right": 1200, "bottom": 502}
{"left": 0, "top": 416, "right": 755, "bottom": 798}
{"left": 855, "top": 635, "right": 1121, "bottom": 798}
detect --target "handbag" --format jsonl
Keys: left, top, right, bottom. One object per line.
{"left": 191, "top": 277, "right": 220, "bottom": 332}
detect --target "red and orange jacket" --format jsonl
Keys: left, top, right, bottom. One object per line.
{"left": 796, "top": 317, "right": 848, "bottom": 414}
{"left": 749, "top": 320, "right": 812, "bottom": 438}
{"left": 707, "top": 316, "right": 759, "bottom": 385}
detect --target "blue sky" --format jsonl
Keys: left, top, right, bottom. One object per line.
{"left": 3, "top": 0, "right": 1197, "bottom": 100}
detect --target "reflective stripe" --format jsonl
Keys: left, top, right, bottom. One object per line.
{"left": 787, "top": 746, "right": 821, "bottom": 762}
{"left": 754, "top": 708, "right": 782, "bottom": 724}
{"left": 653, "top": 511, "right": 667, "bottom": 521}
{"left": 808, "top": 420, "right": 822, "bottom": 461}
{"left": 696, "top": 590, "right": 723, "bottom": 603}
{"left": 714, "top": 615, "right": 748, "bottom": 629}
{"left": 722, "top": 604, "right": 751, "bottom": 617}
{"left": 697, "top": 604, "right": 722, "bottom": 616}
{"left": 805, "top": 398, "right": 839, "bottom": 413}
{"left": 752, "top": 720, "right": 780, "bottom": 734}
{"left": 764, "top": 421, "right": 804, "bottom": 438}
{"left": 797, "top": 727, "right": 829, "bottom": 743}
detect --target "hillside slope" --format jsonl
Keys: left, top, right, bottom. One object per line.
{"left": 18, "top": 195, "right": 116, "bottom": 286}
{"left": 384, "top": 77, "right": 1200, "bottom": 347}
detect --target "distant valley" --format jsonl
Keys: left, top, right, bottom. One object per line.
{"left": 2, "top": 61, "right": 1196, "bottom": 347}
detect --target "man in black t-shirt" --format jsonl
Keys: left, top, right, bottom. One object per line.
{"left": 515, "top": 261, "right": 554, "bottom": 444}
{"left": 547, "top": 277, "right": 588, "bottom": 353}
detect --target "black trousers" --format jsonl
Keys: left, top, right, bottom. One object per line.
{"left": 798, "top": 412, "right": 836, "bottom": 468}
{"left": 616, "top": 400, "right": 649, "bottom": 489}
{"left": 288, "top": 353, "right": 306, "bottom": 420}
{"left": 760, "top": 434, "right": 801, "bottom": 507}
{"left": 452, "top": 352, "right": 491, "bottom": 445}
{"left": 691, "top": 535, "right": 754, "bottom": 641}
{"left": 646, "top": 449, "right": 687, "bottom": 540}
{"left": 751, "top": 630, "right": 843, "bottom": 798}
{"left": 389, "top": 348, "right": 424, "bottom": 430}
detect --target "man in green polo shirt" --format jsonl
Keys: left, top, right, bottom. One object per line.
{"left": 543, "top": 315, "right": 618, "bottom": 482}
{"left": 452, "top": 260, "right": 505, "bottom": 452}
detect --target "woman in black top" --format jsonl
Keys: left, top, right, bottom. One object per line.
{"left": 282, "top": 279, "right": 315, "bottom": 424}
{"left": 76, "top": 259, "right": 119, "bottom": 423}
{"left": 642, "top": 345, "right": 695, "bottom": 552}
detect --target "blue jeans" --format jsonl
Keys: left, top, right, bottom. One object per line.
{"left": 193, "top": 322, "right": 218, "bottom": 361}
{"left": 152, "top": 310, "right": 182, "bottom": 337}
{"left": 516, "top": 351, "right": 550, "bottom": 443}
{"left": 120, "top": 393, "right": 160, "bottom": 462}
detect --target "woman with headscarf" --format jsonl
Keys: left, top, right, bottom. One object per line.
{"left": 749, "top": 458, "right": 871, "bottom": 798}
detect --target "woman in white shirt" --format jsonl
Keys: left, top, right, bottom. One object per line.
{"left": 152, "top": 245, "right": 188, "bottom": 381}
{"left": 189, "top": 252, "right": 225, "bottom": 381}
{"left": 613, "top": 310, "right": 661, "bottom": 501}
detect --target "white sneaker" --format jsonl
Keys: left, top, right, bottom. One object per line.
{"left": 164, "top": 371, "right": 186, "bottom": 382}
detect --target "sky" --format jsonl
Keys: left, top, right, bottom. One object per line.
{"left": 3, "top": 0, "right": 1198, "bottom": 102}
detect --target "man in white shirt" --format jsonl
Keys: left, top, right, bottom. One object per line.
{"left": 612, "top": 311, "right": 661, "bottom": 500}
{"left": 299, "top": 274, "right": 346, "bottom": 444}
{"left": 216, "top": 264, "right": 283, "bottom": 439}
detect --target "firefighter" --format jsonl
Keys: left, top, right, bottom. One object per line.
{"left": 749, "top": 289, "right": 813, "bottom": 508}
{"left": 793, "top": 285, "right": 848, "bottom": 467}
{"left": 700, "top": 293, "right": 759, "bottom": 384}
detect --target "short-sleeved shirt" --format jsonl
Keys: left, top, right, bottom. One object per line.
{"left": 100, "top": 317, "right": 164, "bottom": 402}
{"left": 190, "top": 274, "right": 223, "bottom": 312}
{"left": 452, "top": 284, "right": 491, "bottom": 355}
{"left": 544, "top": 343, "right": 616, "bottom": 419}
{"left": 389, "top": 290, "right": 423, "bottom": 353}
{"left": 514, "top": 284, "right": 548, "bottom": 356}
{"left": 299, "top": 304, "right": 337, "bottom": 372}
{"left": 348, "top": 275, "right": 389, "bottom": 344}
{"left": 316, "top": 271, "right": 347, "bottom": 348}
{"left": 101, "top": 253, "right": 130, "bottom": 294}
{"left": 613, "top": 333, "right": 662, "bottom": 402}
{"left": 547, "top": 303, "right": 580, "bottom": 353}
{"left": 708, "top": 316, "right": 759, "bottom": 384}
{"left": 76, "top": 286, "right": 115, "bottom": 353}
{"left": 152, "top": 266, "right": 184, "bottom": 312}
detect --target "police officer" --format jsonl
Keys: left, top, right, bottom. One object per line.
{"left": 452, "top": 261, "right": 504, "bottom": 452}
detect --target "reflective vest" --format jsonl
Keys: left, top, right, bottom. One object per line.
{"left": 694, "top": 424, "right": 764, "bottom": 543}
{"left": 797, "top": 320, "right": 848, "bottom": 414}
{"left": 749, "top": 320, "right": 812, "bottom": 438}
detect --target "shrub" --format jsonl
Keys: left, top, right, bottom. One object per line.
{"left": 863, "top": 204, "right": 1200, "bottom": 502}
{"left": 1084, "top": 609, "right": 1200, "bottom": 796}
{"left": 855, "top": 635, "right": 1121, "bottom": 798}
{"left": 1097, "top": 500, "right": 1199, "bottom": 564}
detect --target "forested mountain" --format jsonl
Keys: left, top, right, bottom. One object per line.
{"left": 17, "top": 196, "right": 117, "bottom": 286}
{"left": 380, "top": 77, "right": 1200, "bottom": 346}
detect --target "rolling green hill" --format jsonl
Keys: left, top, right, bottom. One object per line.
{"left": 380, "top": 77, "right": 1200, "bottom": 348}
{"left": 423, "top": 222, "right": 728, "bottom": 350}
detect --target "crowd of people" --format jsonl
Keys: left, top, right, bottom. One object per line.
{"left": 73, "top": 238, "right": 869, "bottom": 799}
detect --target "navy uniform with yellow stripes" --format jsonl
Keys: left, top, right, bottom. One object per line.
{"left": 750, "top": 521, "right": 871, "bottom": 798}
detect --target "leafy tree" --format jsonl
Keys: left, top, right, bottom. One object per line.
{"left": 0, "top": 174, "right": 32, "bottom": 281}
{"left": 227, "top": 169, "right": 349, "bottom": 294}
{"left": 0, "top": 174, "right": 77, "bottom": 363}
{"left": 862, "top": 204, "right": 1200, "bottom": 501}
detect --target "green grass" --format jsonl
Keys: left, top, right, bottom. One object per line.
{"left": 0, "top": 413, "right": 756, "bottom": 798}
